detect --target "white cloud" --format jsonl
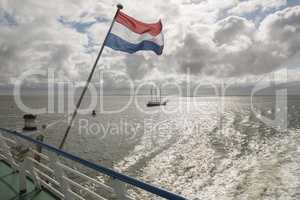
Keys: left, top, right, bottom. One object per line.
{"left": 0, "top": 0, "right": 92, "bottom": 83}
{"left": 214, "top": 16, "right": 255, "bottom": 46}
{"left": 0, "top": 0, "right": 299, "bottom": 87}
{"left": 171, "top": 5, "right": 300, "bottom": 77}
{"left": 258, "top": 6, "right": 300, "bottom": 55}
{"left": 229, "top": 0, "right": 287, "bottom": 15}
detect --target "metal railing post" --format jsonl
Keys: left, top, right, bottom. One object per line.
{"left": 0, "top": 128, "right": 187, "bottom": 200}
{"left": 19, "top": 159, "right": 27, "bottom": 194}
{"left": 27, "top": 157, "right": 41, "bottom": 189}
{"left": 54, "top": 159, "right": 72, "bottom": 200}
{"left": 112, "top": 178, "right": 127, "bottom": 199}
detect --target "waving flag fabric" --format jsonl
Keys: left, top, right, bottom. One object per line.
{"left": 105, "top": 11, "right": 164, "bottom": 55}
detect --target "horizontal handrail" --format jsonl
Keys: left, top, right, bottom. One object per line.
{"left": 63, "top": 176, "right": 107, "bottom": 200}
{"left": 57, "top": 162, "right": 114, "bottom": 193}
{"left": 30, "top": 149, "right": 50, "bottom": 161}
{"left": 0, "top": 128, "right": 186, "bottom": 200}
{"left": 0, "top": 135, "right": 16, "bottom": 144}
{"left": 38, "top": 178, "right": 64, "bottom": 199}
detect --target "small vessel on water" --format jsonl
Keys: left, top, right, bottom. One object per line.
{"left": 147, "top": 86, "right": 168, "bottom": 107}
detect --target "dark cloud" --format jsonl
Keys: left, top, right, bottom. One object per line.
{"left": 176, "top": 33, "right": 215, "bottom": 74}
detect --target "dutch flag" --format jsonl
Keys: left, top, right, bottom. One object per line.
{"left": 105, "top": 11, "right": 164, "bottom": 55}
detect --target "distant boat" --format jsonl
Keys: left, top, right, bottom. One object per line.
{"left": 147, "top": 86, "right": 168, "bottom": 107}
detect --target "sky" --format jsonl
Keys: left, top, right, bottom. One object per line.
{"left": 0, "top": 0, "right": 300, "bottom": 88}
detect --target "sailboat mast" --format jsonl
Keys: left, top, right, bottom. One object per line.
{"left": 155, "top": 87, "right": 158, "bottom": 102}
{"left": 159, "top": 87, "right": 161, "bottom": 103}
{"left": 150, "top": 86, "right": 153, "bottom": 102}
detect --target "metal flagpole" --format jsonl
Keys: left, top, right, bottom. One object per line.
{"left": 59, "top": 4, "right": 123, "bottom": 149}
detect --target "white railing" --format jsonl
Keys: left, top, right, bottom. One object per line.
{"left": 0, "top": 128, "right": 186, "bottom": 200}
{"left": 0, "top": 132, "right": 133, "bottom": 200}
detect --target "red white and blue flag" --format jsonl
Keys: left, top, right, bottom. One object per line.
{"left": 105, "top": 11, "right": 164, "bottom": 55}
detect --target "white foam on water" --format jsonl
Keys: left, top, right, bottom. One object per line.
{"left": 114, "top": 100, "right": 219, "bottom": 172}
{"left": 111, "top": 98, "right": 300, "bottom": 200}
{"left": 123, "top": 107, "right": 300, "bottom": 199}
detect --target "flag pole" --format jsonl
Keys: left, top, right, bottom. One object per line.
{"left": 59, "top": 4, "right": 123, "bottom": 149}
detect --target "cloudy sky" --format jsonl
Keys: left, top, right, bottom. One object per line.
{"left": 0, "top": 0, "right": 300, "bottom": 88}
